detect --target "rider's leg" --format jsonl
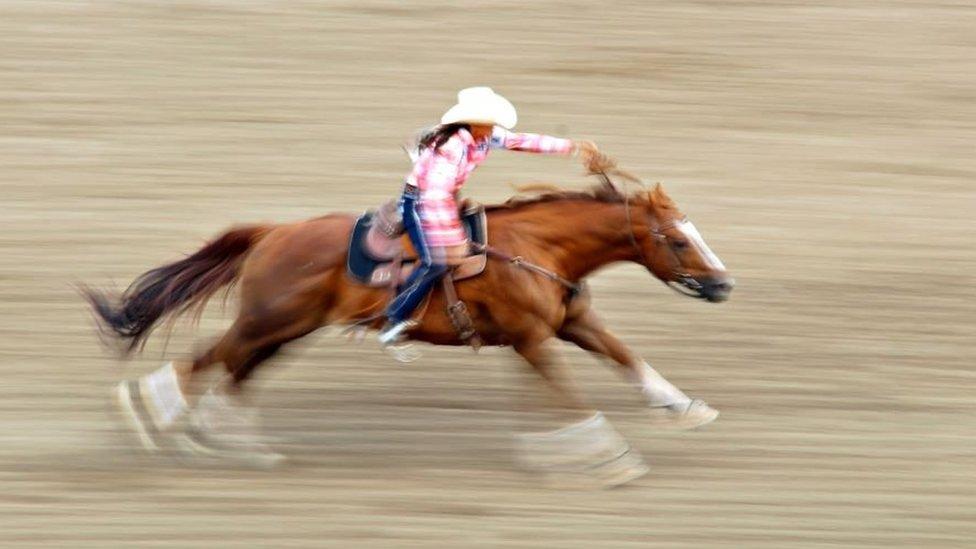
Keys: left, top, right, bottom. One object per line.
{"left": 380, "top": 192, "right": 448, "bottom": 343}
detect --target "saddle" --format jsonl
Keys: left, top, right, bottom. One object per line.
{"left": 347, "top": 199, "right": 488, "bottom": 287}
{"left": 346, "top": 199, "right": 488, "bottom": 347}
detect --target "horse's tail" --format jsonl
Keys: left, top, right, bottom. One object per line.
{"left": 82, "top": 224, "right": 273, "bottom": 354}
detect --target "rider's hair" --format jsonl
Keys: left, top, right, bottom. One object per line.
{"left": 417, "top": 123, "right": 471, "bottom": 151}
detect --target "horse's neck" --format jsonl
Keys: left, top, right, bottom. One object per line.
{"left": 498, "top": 201, "right": 638, "bottom": 282}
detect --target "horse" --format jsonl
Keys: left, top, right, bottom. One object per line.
{"left": 84, "top": 175, "right": 733, "bottom": 484}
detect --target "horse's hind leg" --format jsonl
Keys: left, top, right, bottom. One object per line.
{"left": 175, "top": 300, "right": 323, "bottom": 462}
{"left": 116, "top": 294, "right": 322, "bottom": 463}
{"left": 115, "top": 330, "right": 264, "bottom": 456}
{"left": 228, "top": 342, "right": 283, "bottom": 386}
{"left": 557, "top": 308, "right": 717, "bottom": 429}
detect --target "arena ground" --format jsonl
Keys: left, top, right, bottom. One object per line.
{"left": 1, "top": 2, "right": 974, "bottom": 547}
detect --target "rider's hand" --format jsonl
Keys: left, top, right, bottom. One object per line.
{"left": 574, "top": 140, "right": 615, "bottom": 174}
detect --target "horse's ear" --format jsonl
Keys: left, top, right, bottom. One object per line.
{"left": 648, "top": 183, "right": 674, "bottom": 208}
{"left": 647, "top": 182, "right": 663, "bottom": 203}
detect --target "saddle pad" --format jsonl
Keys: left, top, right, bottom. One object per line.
{"left": 346, "top": 212, "right": 384, "bottom": 285}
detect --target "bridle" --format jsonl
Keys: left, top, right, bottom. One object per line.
{"left": 476, "top": 169, "right": 708, "bottom": 301}
{"left": 605, "top": 171, "right": 708, "bottom": 299}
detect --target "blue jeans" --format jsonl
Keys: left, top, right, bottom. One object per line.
{"left": 385, "top": 190, "right": 449, "bottom": 323}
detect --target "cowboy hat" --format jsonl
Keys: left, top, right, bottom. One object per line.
{"left": 440, "top": 87, "right": 518, "bottom": 129}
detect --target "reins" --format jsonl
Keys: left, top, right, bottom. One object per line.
{"left": 475, "top": 243, "right": 582, "bottom": 297}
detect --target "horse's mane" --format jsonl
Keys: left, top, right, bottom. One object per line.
{"left": 484, "top": 182, "right": 629, "bottom": 212}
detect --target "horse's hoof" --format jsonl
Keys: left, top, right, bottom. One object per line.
{"left": 172, "top": 389, "right": 286, "bottom": 470}
{"left": 599, "top": 457, "right": 650, "bottom": 489}
{"left": 647, "top": 399, "right": 719, "bottom": 430}
{"left": 172, "top": 426, "right": 286, "bottom": 470}
{"left": 541, "top": 444, "right": 650, "bottom": 489}
{"left": 515, "top": 412, "right": 649, "bottom": 489}
{"left": 113, "top": 380, "right": 162, "bottom": 453}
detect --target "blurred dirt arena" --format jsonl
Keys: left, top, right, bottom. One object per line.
{"left": 2, "top": 1, "right": 974, "bottom": 547}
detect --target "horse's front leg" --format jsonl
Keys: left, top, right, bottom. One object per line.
{"left": 513, "top": 337, "right": 648, "bottom": 487}
{"left": 513, "top": 338, "right": 592, "bottom": 420}
{"left": 557, "top": 308, "right": 719, "bottom": 429}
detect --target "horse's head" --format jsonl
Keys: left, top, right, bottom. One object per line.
{"left": 631, "top": 183, "right": 734, "bottom": 302}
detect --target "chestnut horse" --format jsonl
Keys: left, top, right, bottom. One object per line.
{"left": 85, "top": 177, "right": 733, "bottom": 479}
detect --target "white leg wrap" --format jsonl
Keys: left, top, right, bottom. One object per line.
{"left": 634, "top": 361, "right": 690, "bottom": 408}
{"left": 515, "top": 412, "right": 649, "bottom": 486}
{"left": 141, "top": 362, "right": 188, "bottom": 429}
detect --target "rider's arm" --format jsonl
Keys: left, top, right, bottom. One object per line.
{"left": 489, "top": 127, "right": 575, "bottom": 155}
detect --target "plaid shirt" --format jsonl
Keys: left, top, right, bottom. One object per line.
{"left": 406, "top": 127, "right": 574, "bottom": 246}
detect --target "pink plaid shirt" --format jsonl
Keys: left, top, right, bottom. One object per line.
{"left": 406, "top": 127, "right": 574, "bottom": 246}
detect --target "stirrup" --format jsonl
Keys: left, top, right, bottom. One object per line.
{"left": 378, "top": 320, "right": 422, "bottom": 363}
{"left": 377, "top": 319, "right": 418, "bottom": 346}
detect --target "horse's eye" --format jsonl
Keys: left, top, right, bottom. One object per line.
{"left": 671, "top": 240, "right": 689, "bottom": 251}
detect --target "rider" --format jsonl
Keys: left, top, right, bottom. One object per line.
{"left": 378, "top": 86, "right": 605, "bottom": 345}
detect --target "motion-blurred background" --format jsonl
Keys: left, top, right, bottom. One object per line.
{"left": 2, "top": 1, "right": 973, "bottom": 547}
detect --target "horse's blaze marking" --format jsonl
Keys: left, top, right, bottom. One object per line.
{"left": 677, "top": 220, "right": 726, "bottom": 271}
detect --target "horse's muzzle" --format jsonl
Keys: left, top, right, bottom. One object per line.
{"left": 698, "top": 275, "right": 734, "bottom": 303}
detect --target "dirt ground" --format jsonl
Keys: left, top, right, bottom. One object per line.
{"left": 1, "top": 1, "right": 974, "bottom": 547}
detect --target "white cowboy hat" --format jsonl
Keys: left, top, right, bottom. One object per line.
{"left": 440, "top": 86, "right": 518, "bottom": 130}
